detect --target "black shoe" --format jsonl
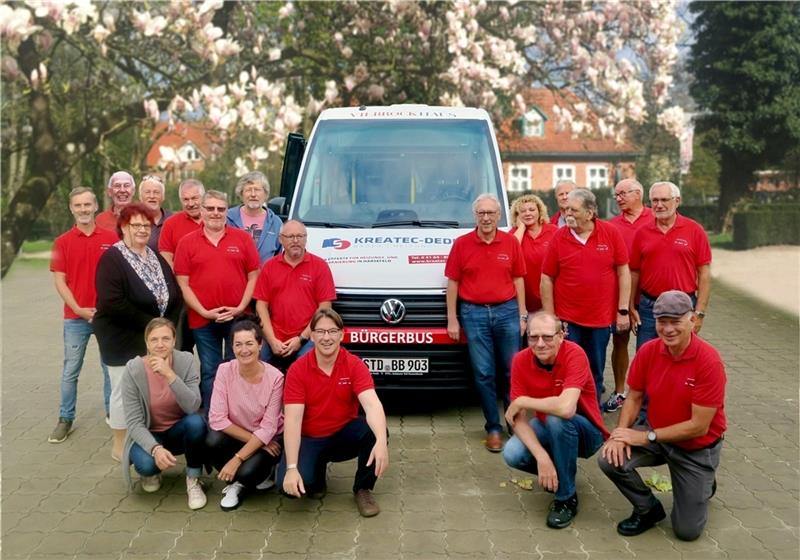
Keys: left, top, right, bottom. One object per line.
{"left": 711, "top": 478, "right": 717, "bottom": 499}
{"left": 617, "top": 501, "right": 666, "bottom": 536}
{"left": 546, "top": 494, "right": 578, "bottom": 529}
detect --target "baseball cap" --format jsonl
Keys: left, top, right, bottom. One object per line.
{"left": 653, "top": 291, "right": 694, "bottom": 318}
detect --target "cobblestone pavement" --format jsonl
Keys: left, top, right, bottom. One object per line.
{"left": 2, "top": 260, "right": 798, "bottom": 559}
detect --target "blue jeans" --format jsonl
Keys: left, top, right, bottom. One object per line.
{"left": 503, "top": 414, "right": 605, "bottom": 501}
{"left": 636, "top": 292, "right": 697, "bottom": 349}
{"left": 129, "top": 413, "right": 207, "bottom": 477}
{"left": 276, "top": 417, "right": 381, "bottom": 494}
{"left": 565, "top": 322, "right": 611, "bottom": 403}
{"left": 259, "top": 338, "right": 315, "bottom": 370}
{"left": 460, "top": 299, "right": 521, "bottom": 434}
{"left": 59, "top": 319, "right": 111, "bottom": 420}
{"left": 192, "top": 322, "right": 234, "bottom": 411}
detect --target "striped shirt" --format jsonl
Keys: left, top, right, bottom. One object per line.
{"left": 209, "top": 360, "right": 284, "bottom": 445}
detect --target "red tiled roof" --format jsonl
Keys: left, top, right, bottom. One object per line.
{"left": 497, "top": 89, "right": 639, "bottom": 156}
{"left": 144, "top": 122, "right": 220, "bottom": 167}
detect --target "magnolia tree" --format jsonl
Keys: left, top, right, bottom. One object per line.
{"left": 0, "top": 0, "right": 682, "bottom": 275}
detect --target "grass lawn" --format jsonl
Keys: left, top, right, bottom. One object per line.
{"left": 21, "top": 239, "right": 54, "bottom": 253}
{"left": 708, "top": 232, "right": 733, "bottom": 249}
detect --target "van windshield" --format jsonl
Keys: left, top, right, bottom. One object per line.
{"left": 293, "top": 119, "right": 506, "bottom": 228}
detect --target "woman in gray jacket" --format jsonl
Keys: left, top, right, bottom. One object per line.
{"left": 121, "top": 317, "right": 208, "bottom": 510}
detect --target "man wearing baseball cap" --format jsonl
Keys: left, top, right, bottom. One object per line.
{"left": 598, "top": 291, "right": 727, "bottom": 541}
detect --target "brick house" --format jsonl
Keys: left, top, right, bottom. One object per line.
{"left": 144, "top": 122, "right": 220, "bottom": 182}
{"left": 497, "top": 89, "right": 640, "bottom": 194}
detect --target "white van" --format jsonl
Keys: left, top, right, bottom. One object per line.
{"left": 271, "top": 105, "right": 511, "bottom": 390}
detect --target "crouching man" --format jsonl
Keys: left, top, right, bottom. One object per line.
{"left": 599, "top": 291, "right": 726, "bottom": 541}
{"left": 503, "top": 311, "right": 608, "bottom": 529}
{"left": 278, "top": 309, "right": 389, "bottom": 517}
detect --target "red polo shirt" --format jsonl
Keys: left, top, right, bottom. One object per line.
{"left": 629, "top": 214, "right": 711, "bottom": 296}
{"left": 510, "top": 341, "right": 609, "bottom": 439}
{"left": 445, "top": 229, "right": 526, "bottom": 304}
{"left": 511, "top": 224, "right": 557, "bottom": 312}
{"left": 628, "top": 334, "right": 726, "bottom": 450}
{"left": 173, "top": 227, "right": 260, "bottom": 329}
{"left": 50, "top": 226, "right": 118, "bottom": 319}
{"left": 542, "top": 220, "right": 628, "bottom": 327}
{"left": 94, "top": 209, "right": 120, "bottom": 235}
{"left": 253, "top": 252, "right": 336, "bottom": 340}
{"left": 609, "top": 207, "right": 654, "bottom": 254}
{"left": 158, "top": 211, "right": 203, "bottom": 255}
{"left": 284, "top": 347, "right": 375, "bottom": 438}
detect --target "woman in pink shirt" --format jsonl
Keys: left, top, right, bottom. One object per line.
{"left": 207, "top": 319, "right": 285, "bottom": 511}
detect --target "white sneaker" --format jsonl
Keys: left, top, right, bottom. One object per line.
{"left": 186, "top": 476, "right": 207, "bottom": 510}
{"left": 220, "top": 481, "right": 246, "bottom": 511}
{"left": 255, "top": 466, "right": 276, "bottom": 490}
{"left": 141, "top": 474, "right": 162, "bottom": 493}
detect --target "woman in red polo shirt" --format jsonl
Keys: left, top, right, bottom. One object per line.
{"left": 510, "top": 194, "right": 557, "bottom": 314}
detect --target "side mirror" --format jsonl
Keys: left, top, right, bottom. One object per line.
{"left": 268, "top": 196, "right": 288, "bottom": 219}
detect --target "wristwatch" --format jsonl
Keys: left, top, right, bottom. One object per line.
{"left": 617, "top": 309, "right": 629, "bottom": 316}
{"left": 520, "top": 314, "right": 528, "bottom": 321}
{"left": 647, "top": 430, "right": 657, "bottom": 443}
{"left": 695, "top": 310, "right": 706, "bottom": 318}
{"left": 299, "top": 335, "right": 309, "bottom": 344}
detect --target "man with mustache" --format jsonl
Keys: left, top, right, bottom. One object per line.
{"left": 96, "top": 171, "right": 135, "bottom": 232}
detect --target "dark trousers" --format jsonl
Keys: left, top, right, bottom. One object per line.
{"left": 598, "top": 437, "right": 722, "bottom": 541}
{"left": 129, "top": 413, "right": 207, "bottom": 477}
{"left": 206, "top": 430, "right": 281, "bottom": 488}
{"left": 565, "top": 322, "right": 611, "bottom": 403}
{"left": 276, "top": 417, "right": 381, "bottom": 495}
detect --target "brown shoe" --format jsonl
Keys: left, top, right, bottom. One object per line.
{"left": 354, "top": 489, "right": 380, "bottom": 517}
{"left": 485, "top": 432, "right": 504, "bottom": 453}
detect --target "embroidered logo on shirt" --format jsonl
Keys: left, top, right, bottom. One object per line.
{"left": 685, "top": 377, "right": 696, "bottom": 388}
{"left": 674, "top": 238, "right": 689, "bottom": 246}
{"left": 300, "top": 273, "right": 312, "bottom": 283}
{"left": 338, "top": 377, "right": 352, "bottom": 386}
{"left": 226, "top": 246, "right": 241, "bottom": 254}
{"left": 497, "top": 253, "right": 510, "bottom": 261}
{"left": 596, "top": 243, "right": 609, "bottom": 252}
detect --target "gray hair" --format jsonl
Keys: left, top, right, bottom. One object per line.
{"left": 567, "top": 188, "right": 597, "bottom": 213}
{"left": 235, "top": 171, "right": 269, "bottom": 198}
{"left": 68, "top": 186, "right": 97, "bottom": 203}
{"left": 649, "top": 181, "right": 681, "bottom": 199}
{"left": 178, "top": 178, "right": 205, "bottom": 197}
{"left": 554, "top": 179, "right": 577, "bottom": 192}
{"left": 615, "top": 178, "right": 643, "bottom": 193}
{"left": 106, "top": 171, "right": 134, "bottom": 190}
{"left": 202, "top": 190, "right": 228, "bottom": 205}
{"left": 471, "top": 193, "right": 501, "bottom": 214}
{"left": 138, "top": 174, "right": 165, "bottom": 197}
{"left": 527, "top": 310, "right": 565, "bottom": 335}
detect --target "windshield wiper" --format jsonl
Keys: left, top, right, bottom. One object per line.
{"left": 371, "top": 220, "right": 461, "bottom": 228}
{"left": 302, "top": 221, "right": 360, "bottom": 228}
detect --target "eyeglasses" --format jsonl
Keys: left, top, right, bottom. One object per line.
{"left": 650, "top": 197, "right": 675, "bottom": 204}
{"left": 111, "top": 183, "right": 133, "bottom": 190}
{"left": 312, "top": 328, "right": 342, "bottom": 337}
{"left": 128, "top": 223, "right": 152, "bottom": 230}
{"left": 614, "top": 189, "right": 637, "bottom": 198}
{"left": 203, "top": 205, "right": 227, "bottom": 213}
{"left": 527, "top": 333, "right": 559, "bottom": 343}
{"left": 475, "top": 210, "right": 498, "bottom": 217}
{"left": 280, "top": 234, "right": 307, "bottom": 241}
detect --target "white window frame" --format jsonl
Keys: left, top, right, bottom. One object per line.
{"left": 522, "top": 108, "right": 546, "bottom": 138}
{"left": 552, "top": 165, "right": 576, "bottom": 188}
{"left": 508, "top": 164, "right": 531, "bottom": 192}
{"left": 586, "top": 165, "right": 609, "bottom": 189}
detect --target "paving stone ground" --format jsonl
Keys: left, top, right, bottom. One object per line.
{"left": 2, "top": 260, "right": 798, "bottom": 559}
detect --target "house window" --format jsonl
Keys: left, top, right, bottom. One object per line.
{"left": 508, "top": 165, "right": 531, "bottom": 192}
{"left": 587, "top": 165, "right": 608, "bottom": 189}
{"left": 553, "top": 165, "right": 575, "bottom": 187}
{"left": 522, "top": 108, "right": 546, "bottom": 137}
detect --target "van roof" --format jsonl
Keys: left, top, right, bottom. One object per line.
{"left": 317, "top": 105, "right": 491, "bottom": 121}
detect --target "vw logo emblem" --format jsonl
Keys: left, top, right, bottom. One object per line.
{"left": 380, "top": 298, "right": 406, "bottom": 325}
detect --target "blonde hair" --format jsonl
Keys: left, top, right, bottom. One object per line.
{"left": 510, "top": 194, "right": 549, "bottom": 225}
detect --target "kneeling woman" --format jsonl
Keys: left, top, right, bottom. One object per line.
{"left": 207, "top": 319, "right": 284, "bottom": 511}
{"left": 121, "top": 318, "right": 208, "bottom": 510}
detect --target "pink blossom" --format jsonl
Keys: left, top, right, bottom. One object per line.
{"left": 143, "top": 99, "right": 160, "bottom": 122}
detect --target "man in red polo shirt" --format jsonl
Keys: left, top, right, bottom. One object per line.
{"left": 48, "top": 187, "right": 119, "bottom": 443}
{"left": 159, "top": 178, "right": 205, "bottom": 268}
{"left": 541, "top": 188, "right": 630, "bottom": 404}
{"left": 95, "top": 171, "right": 135, "bottom": 232}
{"left": 254, "top": 220, "right": 335, "bottom": 370}
{"left": 600, "top": 291, "right": 726, "bottom": 541}
{"left": 630, "top": 181, "right": 711, "bottom": 348}
{"left": 446, "top": 193, "right": 527, "bottom": 452}
{"left": 174, "top": 189, "right": 260, "bottom": 410}
{"left": 549, "top": 179, "right": 576, "bottom": 228}
{"left": 279, "top": 309, "right": 389, "bottom": 517}
{"left": 503, "top": 311, "right": 608, "bottom": 529}
{"left": 604, "top": 178, "right": 654, "bottom": 413}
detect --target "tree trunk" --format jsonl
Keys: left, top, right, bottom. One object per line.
{"left": 717, "top": 150, "right": 755, "bottom": 233}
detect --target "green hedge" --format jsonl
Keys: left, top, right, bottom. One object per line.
{"left": 678, "top": 205, "right": 718, "bottom": 232}
{"left": 732, "top": 204, "right": 800, "bottom": 249}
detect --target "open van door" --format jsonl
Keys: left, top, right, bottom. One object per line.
{"left": 268, "top": 132, "right": 306, "bottom": 219}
